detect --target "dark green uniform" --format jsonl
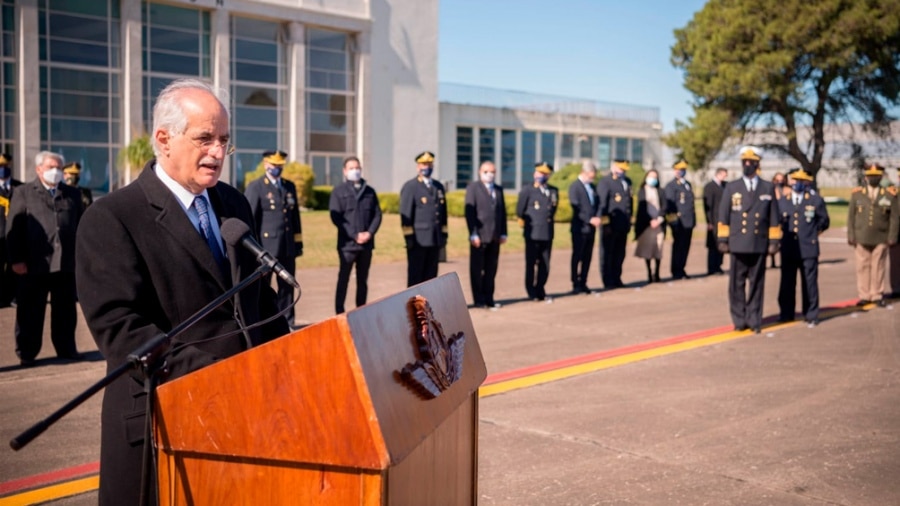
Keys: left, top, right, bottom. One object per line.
{"left": 517, "top": 183, "right": 558, "bottom": 300}
{"left": 847, "top": 184, "right": 899, "bottom": 303}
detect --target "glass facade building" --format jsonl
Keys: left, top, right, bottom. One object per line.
{"left": 0, "top": 0, "right": 14, "bottom": 156}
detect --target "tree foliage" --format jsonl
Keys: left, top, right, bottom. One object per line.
{"left": 667, "top": 0, "right": 900, "bottom": 175}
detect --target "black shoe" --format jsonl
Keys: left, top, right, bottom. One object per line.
{"left": 735, "top": 324, "right": 749, "bottom": 331}
{"left": 19, "top": 358, "right": 36, "bottom": 368}
{"left": 855, "top": 299, "right": 870, "bottom": 307}
{"left": 752, "top": 326, "right": 761, "bottom": 334}
{"left": 806, "top": 320, "right": 818, "bottom": 328}
{"left": 778, "top": 316, "right": 794, "bottom": 323}
{"left": 877, "top": 299, "right": 888, "bottom": 308}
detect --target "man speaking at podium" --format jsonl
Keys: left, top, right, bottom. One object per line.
{"left": 75, "top": 79, "right": 288, "bottom": 505}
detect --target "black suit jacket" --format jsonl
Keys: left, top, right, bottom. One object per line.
{"left": 634, "top": 186, "right": 666, "bottom": 240}
{"left": 516, "top": 184, "right": 558, "bottom": 241}
{"left": 663, "top": 178, "right": 696, "bottom": 229}
{"left": 596, "top": 174, "right": 633, "bottom": 232}
{"left": 703, "top": 180, "right": 724, "bottom": 246}
{"left": 329, "top": 179, "right": 382, "bottom": 251}
{"left": 400, "top": 176, "right": 448, "bottom": 248}
{"left": 778, "top": 192, "right": 830, "bottom": 259}
{"left": 76, "top": 161, "right": 287, "bottom": 503}
{"left": 0, "top": 178, "right": 23, "bottom": 239}
{"left": 717, "top": 178, "right": 781, "bottom": 254}
{"left": 569, "top": 179, "right": 598, "bottom": 234}
{"left": 465, "top": 181, "right": 507, "bottom": 243}
{"left": 7, "top": 178, "right": 83, "bottom": 273}
{"left": 244, "top": 175, "right": 303, "bottom": 260}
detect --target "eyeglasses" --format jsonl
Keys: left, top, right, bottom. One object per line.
{"left": 187, "top": 135, "right": 236, "bottom": 156}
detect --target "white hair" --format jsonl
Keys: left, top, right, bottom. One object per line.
{"left": 151, "top": 78, "right": 230, "bottom": 157}
{"left": 35, "top": 150, "right": 64, "bottom": 167}
{"left": 581, "top": 160, "right": 597, "bottom": 173}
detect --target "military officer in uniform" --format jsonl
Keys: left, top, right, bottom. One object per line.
{"left": 0, "top": 153, "right": 22, "bottom": 307}
{"left": 400, "top": 151, "right": 447, "bottom": 287}
{"left": 847, "top": 164, "right": 899, "bottom": 307}
{"left": 62, "top": 162, "right": 93, "bottom": 209}
{"left": 664, "top": 159, "right": 696, "bottom": 279}
{"left": 717, "top": 147, "right": 781, "bottom": 333}
{"left": 517, "top": 161, "right": 558, "bottom": 301}
{"left": 703, "top": 168, "right": 728, "bottom": 275}
{"left": 596, "top": 159, "right": 633, "bottom": 289}
{"left": 777, "top": 169, "right": 830, "bottom": 326}
{"left": 569, "top": 161, "right": 600, "bottom": 293}
{"left": 244, "top": 149, "right": 303, "bottom": 326}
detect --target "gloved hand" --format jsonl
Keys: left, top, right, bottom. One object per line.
{"left": 767, "top": 242, "right": 779, "bottom": 255}
{"left": 717, "top": 241, "right": 729, "bottom": 254}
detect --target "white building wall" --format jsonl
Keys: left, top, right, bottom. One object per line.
{"left": 365, "top": 0, "right": 439, "bottom": 192}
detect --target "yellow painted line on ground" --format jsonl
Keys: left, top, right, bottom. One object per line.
{"left": 0, "top": 475, "right": 98, "bottom": 506}
{"left": 480, "top": 321, "right": 799, "bottom": 398}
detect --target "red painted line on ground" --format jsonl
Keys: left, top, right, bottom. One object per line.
{"left": 0, "top": 297, "right": 867, "bottom": 496}
{"left": 0, "top": 461, "right": 98, "bottom": 495}
{"left": 483, "top": 298, "right": 860, "bottom": 385}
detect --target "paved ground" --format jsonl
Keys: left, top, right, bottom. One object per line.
{"left": 1, "top": 226, "right": 898, "bottom": 505}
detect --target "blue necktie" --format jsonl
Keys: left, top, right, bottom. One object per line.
{"left": 192, "top": 196, "right": 226, "bottom": 267}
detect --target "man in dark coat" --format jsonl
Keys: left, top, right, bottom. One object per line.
{"left": 703, "top": 168, "right": 728, "bottom": 275}
{"left": 329, "top": 155, "right": 382, "bottom": 314}
{"left": 400, "top": 151, "right": 447, "bottom": 287}
{"left": 777, "top": 169, "right": 830, "bottom": 326}
{"left": 0, "top": 152, "right": 22, "bottom": 307}
{"left": 569, "top": 161, "right": 600, "bottom": 293}
{"left": 517, "top": 161, "right": 558, "bottom": 301}
{"left": 717, "top": 147, "right": 781, "bottom": 333}
{"left": 75, "top": 79, "right": 288, "bottom": 506}
{"left": 465, "top": 160, "right": 507, "bottom": 308}
{"left": 7, "top": 151, "right": 83, "bottom": 366}
{"left": 62, "top": 162, "right": 93, "bottom": 209}
{"left": 244, "top": 149, "right": 303, "bottom": 327}
{"left": 596, "top": 159, "right": 633, "bottom": 289}
{"left": 664, "top": 159, "right": 696, "bottom": 279}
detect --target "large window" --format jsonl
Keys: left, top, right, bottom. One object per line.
{"left": 615, "top": 137, "right": 629, "bottom": 161}
{"left": 520, "top": 130, "right": 536, "bottom": 188}
{"left": 631, "top": 139, "right": 644, "bottom": 166}
{"left": 597, "top": 136, "right": 612, "bottom": 169}
{"left": 455, "top": 126, "right": 473, "bottom": 189}
{"left": 578, "top": 135, "right": 593, "bottom": 159}
{"left": 540, "top": 132, "right": 555, "bottom": 165}
{"left": 231, "top": 16, "right": 286, "bottom": 188}
{"left": 478, "top": 127, "right": 494, "bottom": 166}
{"left": 307, "top": 28, "right": 355, "bottom": 185}
{"left": 561, "top": 133, "right": 574, "bottom": 158}
{"left": 40, "top": 0, "right": 121, "bottom": 194}
{"left": 0, "top": 0, "right": 14, "bottom": 156}
{"left": 500, "top": 129, "right": 516, "bottom": 186}
{"left": 142, "top": 2, "right": 211, "bottom": 134}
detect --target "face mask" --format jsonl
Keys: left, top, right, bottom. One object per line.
{"left": 674, "top": 170, "right": 686, "bottom": 179}
{"left": 866, "top": 176, "right": 882, "bottom": 187}
{"left": 419, "top": 167, "right": 433, "bottom": 179}
{"left": 65, "top": 175, "right": 79, "bottom": 186}
{"left": 480, "top": 172, "right": 495, "bottom": 184}
{"left": 266, "top": 167, "right": 282, "bottom": 178}
{"left": 646, "top": 177, "right": 658, "bottom": 187}
{"left": 774, "top": 181, "right": 784, "bottom": 188}
{"left": 43, "top": 168, "right": 63, "bottom": 185}
{"left": 535, "top": 175, "right": 548, "bottom": 185}
{"left": 346, "top": 168, "right": 362, "bottom": 182}
{"left": 791, "top": 182, "right": 806, "bottom": 193}
{"left": 0, "top": 166, "right": 10, "bottom": 179}
{"left": 742, "top": 161, "right": 758, "bottom": 178}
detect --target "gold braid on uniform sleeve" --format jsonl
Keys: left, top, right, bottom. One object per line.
{"left": 768, "top": 226, "right": 783, "bottom": 240}
{"left": 717, "top": 223, "right": 730, "bottom": 237}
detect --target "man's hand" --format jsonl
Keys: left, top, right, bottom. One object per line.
{"left": 11, "top": 263, "right": 26, "bottom": 275}
{"left": 717, "top": 242, "right": 729, "bottom": 254}
{"left": 707, "top": 223, "right": 714, "bottom": 231}
{"left": 470, "top": 236, "right": 482, "bottom": 248}
{"left": 356, "top": 231, "right": 371, "bottom": 244}
{"left": 589, "top": 217, "right": 601, "bottom": 228}
{"left": 767, "top": 242, "right": 779, "bottom": 255}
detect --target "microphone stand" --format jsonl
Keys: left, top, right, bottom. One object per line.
{"left": 9, "top": 263, "right": 273, "bottom": 503}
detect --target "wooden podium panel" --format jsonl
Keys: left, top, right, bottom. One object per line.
{"left": 154, "top": 273, "right": 486, "bottom": 505}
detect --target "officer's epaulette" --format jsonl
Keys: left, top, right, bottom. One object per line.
{"left": 851, "top": 187, "right": 864, "bottom": 193}
{"left": 887, "top": 186, "right": 898, "bottom": 196}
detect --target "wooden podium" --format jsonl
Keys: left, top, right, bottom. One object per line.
{"left": 153, "top": 273, "right": 487, "bottom": 505}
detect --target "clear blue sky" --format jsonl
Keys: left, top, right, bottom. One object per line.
{"left": 438, "top": 0, "right": 709, "bottom": 133}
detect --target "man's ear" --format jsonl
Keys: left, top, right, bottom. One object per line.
{"left": 154, "top": 129, "right": 170, "bottom": 156}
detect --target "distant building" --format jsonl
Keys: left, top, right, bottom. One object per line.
{"left": 438, "top": 83, "right": 664, "bottom": 190}
{"left": 4, "top": 0, "right": 437, "bottom": 194}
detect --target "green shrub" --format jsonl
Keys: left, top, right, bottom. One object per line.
{"left": 555, "top": 194, "right": 572, "bottom": 223}
{"left": 549, "top": 162, "right": 583, "bottom": 194}
{"left": 446, "top": 190, "right": 466, "bottom": 217}
{"left": 243, "top": 160, "right": 316, "bottom": 209}
{"left": 379, "top": 192, "right": 400, "bottom": 214}
{"left": 312, "top": 185, "right": 333, "bottom": 211}
{"left": 504, "top": 195, "right": 518, "bottom": 218}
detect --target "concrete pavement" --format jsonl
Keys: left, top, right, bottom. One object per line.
{"left": 1, "top": 226, "right": 898, "bottom": 505}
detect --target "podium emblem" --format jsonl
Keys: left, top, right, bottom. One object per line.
{"left": 399, "top": 296, "right": 465, "bottom": 399}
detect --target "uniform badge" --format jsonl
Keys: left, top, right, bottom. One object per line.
{"left": 421, "top": 196, "right": 428, "bottom": 204}
{"left": 266, "top": 192, "right": 273, "bottom": 199}
{"left": 286, "top": 194, "right": 296, "bottom": 207}
{"left": 879, "top": 197, "right": 891, "bottom": 207}
{"left": 551, "top": 193, "right": 558, "bottom": 206}
{"left": 759, "top": 194, "right": 772, "bottom": 201}
{"left": 534, "top": 201, "right": 540, "bottom": 210}
{"left": 614, "top": 194, "right": 622, "bottom": 203}
{"left": 804, "top": 205, "right": 815, "bottom": 223}
{"left": 731, "top": 192, "right": 742, "bottom": 211}
{"left": 679, "top": 192, "right": 685, "bottom": 205}
{"left": 437, "top": 190, "right": 444, "bottom": 200}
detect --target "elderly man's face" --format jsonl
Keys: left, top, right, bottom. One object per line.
{"left": 155, "top": 88, "right": 230, "bottom": 194}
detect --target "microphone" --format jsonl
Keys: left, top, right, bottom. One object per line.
{"left": 220, "top": 218, "right": 300, "bottom": 290}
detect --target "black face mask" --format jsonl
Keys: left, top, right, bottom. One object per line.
{"left": 866, "top": 176, "right": 882, "bottom": 187}
{"left": 742, "top": 161, "right": 759, "bottom": 177}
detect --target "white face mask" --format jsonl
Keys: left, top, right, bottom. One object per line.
{"left": 346, "top": 168, "right": 362, "bottom": 182}
{"left": 480, "top": 172, "right": 495, "bottom": 184}
{"left": 43, "top": 168, "right": 63, "bottom": 185}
